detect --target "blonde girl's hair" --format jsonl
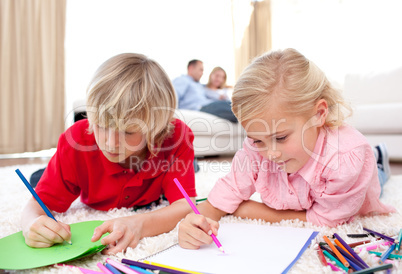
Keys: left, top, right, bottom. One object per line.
{"left": 232, "top": 48, "right": 352, "bottom": 127}
{"left": 86, "top": 53, "right": 177, "bottom": 156}
{"left": 206, "top": 66, "right": 227, "bottom": 89}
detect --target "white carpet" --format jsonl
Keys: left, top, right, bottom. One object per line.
{"left": 1, "top": 162, "right": 402, "bottom": 273}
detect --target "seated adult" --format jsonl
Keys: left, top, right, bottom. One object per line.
{"left": 172, "top": 60, "right": 237, "bottom": 123}
{"left": 204, "top": 66, "right": 231, "bottom": 101}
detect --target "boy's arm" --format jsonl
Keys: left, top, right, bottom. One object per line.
{"left": 233, "top": 200, "right": 307, "bottom": 222}
{"left": 91, "top": 197, "right": 200, "bottom": 254}
{"left": 21, "top": 198, "right": 72, "bottom": 247}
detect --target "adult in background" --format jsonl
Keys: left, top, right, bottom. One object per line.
{"left": 172, "top": 60, "right": 237, "bottom": 123}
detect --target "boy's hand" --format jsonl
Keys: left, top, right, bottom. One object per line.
{"left": 178, "top": 213, "right": 220, "bottom": 249}
{"left": 91, "top": 216, "right": 143, "bottom": 255}
{"left": 23, "top": 215, "right": 71, "bottom": 248}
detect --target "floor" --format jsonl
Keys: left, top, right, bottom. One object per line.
{"left": 1, "top": 155, "right": 402, "bottom": 175}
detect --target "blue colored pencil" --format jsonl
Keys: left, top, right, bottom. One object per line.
{"left": 105, "top": 263, "right": 122, "bottom": 274}
{"left": 379, "top": 243, "right": 396, "bottom": 264}
{"left": 15, "top": 168, "right": 72, "bottom": 244}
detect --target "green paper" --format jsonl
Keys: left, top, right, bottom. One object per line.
{"left": 0, "top": 220, "right": 107, "bottom": 270}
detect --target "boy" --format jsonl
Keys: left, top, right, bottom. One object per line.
{"left": 21, "top": 53, "right": 197, "bottom": 254}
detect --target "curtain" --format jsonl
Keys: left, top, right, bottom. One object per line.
{"left": 0, "top": 0, "right": 66, "bottom": 154}
{"left": 231, "top": 0, "right": 272, "bottom": 81}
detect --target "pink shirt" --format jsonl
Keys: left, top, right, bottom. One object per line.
{"left": 208, "top": 125, "right": 395, "bottom": 227}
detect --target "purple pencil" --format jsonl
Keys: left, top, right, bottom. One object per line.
{"left": 334, "top": 233, "right": 369, "bottom": 268}
{"left": 363, "top": 227, "right": 395, "bottom": 243}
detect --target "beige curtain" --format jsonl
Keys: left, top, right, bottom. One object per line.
{"left": 231, "top": 0, "right": 272, "bottom": 81}
{"left": 0, "top": 0, "right": 66, "bottom": 154}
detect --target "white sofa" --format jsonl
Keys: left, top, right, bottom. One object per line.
{"left": 72, "top": 100, "right": 245, "bottom": 158}
{"left": 344, "top": 65, "right": 402, "bottom": 161}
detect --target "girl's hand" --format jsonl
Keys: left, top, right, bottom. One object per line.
{"left": 23, "top": 215, "right": 71, "bottom": 248}
{"left": 178, "top": 213, "right": 220, "bottom": 249}
{"left": 91, "top": 216, "right": 143, "bottom": 254}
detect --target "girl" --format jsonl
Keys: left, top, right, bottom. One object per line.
{"left": 21, "top": 53, "right": 197, "bottom": 254}
{"left": 178, "top": 48, "right": 394, "bottom": 250}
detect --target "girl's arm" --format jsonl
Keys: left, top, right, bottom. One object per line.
{"left": 91, "top": 197, "right": 201, "bottom": 254}
{"left": 233, "top": 200, "right": 307, "bottom": 222}
{"left": 21, "top": 198, "right": 72, "bottom": 247}
{"left": 178, "top": 200, "right": 227, "bottom": 250}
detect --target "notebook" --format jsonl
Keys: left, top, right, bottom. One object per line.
{"left": 0, "top": 220, "right": 106, "bottom": 270}
{"left": 145, "top": 223, "right": 318, "bottom": 274}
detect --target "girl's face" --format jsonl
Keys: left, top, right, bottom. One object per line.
{"left": 210, "top": 69, "right": 226, "bottom": 89}
{"left": 93, "top": 124, "right": 146, "bottom": 166}
{"left": 242, "top": 100, "right": 327, "bottom": 174}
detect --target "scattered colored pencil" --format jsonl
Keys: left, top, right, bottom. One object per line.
{"left": 97, "top": 262, "right": 113, "bottom": 274}
{"left": 323, "top": 235, "right": 349, "bottom": 267}
{"left": 369, "top": 251, "right": 402, "bottom": 260}
{"left": 322, "top": 249, "right": 349, "bottom": 272}
{"left": 334, "top": 246, "right": 364, "bottom": 271}
{"left": 316, "top": 245, "right": 327, "bottom": 266}
{"left": 333, "top": 233, "right": 369, "bottom": 268}
{"left": 351, "top": 263, "right": 393, "bottom": 274}
{"left": 363, "top": 227, "right": 395, "bottom": 243}
{"left": 105, "top": 263, "right": 123, "bottom": 274}
{"left": 348, "top": 237, "right": 381, "bottom": 248}
{"left": 106, "top": 258, "right": 142, "bottom": 274}
{"left": 122, "top": 259, "right": 192, "bottom": 274}
{"left": 173, "top": 178, "right": 224, "bottom": 253}
{"left": 379, "top": 244, "right": 396, "bottom": 264}
{"left": 396, "top": 229, "right": 402, "bottom": 253}
{"left": 143, "top": 260, "right": 203, "bottom": 274}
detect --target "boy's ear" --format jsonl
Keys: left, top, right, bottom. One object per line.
{"left": 314, "top": 99, "right": 328, "bottom": 127}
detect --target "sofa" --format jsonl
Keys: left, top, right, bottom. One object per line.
{"left": 344, "top": 65, "right": 402, "bottom": 161}
{"left": 72, "top": 100, "right": 245, "bottom": 158}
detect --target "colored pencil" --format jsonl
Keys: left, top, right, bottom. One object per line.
{"left": 316, "top": 245, "right": 327, "bottom": 266}
{"left": 322, "top": 250, "right": 349, "bottom": 272}
{"left": 173, "top": 178, "right": 224, "bottom": 253}
{"left": 323, "top": 235, "right": 349, "bottom": 267}
{"left": 105, "top": 263, "right": 122, "bottom": 274}
{"left": 327, "top": 262, "right": 341, "bottom": 272}
{"left": 122, "top": 259, "right": 193, "bottom": 274}
{"left": 363, "top": 227, "right": 395, "bottom": 243}
{"left": 97, "top": 262, "right": 113, "bottom": 274}
{"left": 351, "top": 263, "right": 393, "bottom": 274}
{"left": 348, "top": 237, "right": 381, "bottom": 248}
{"left": 355, "top": 240, "right": 393, "bottom": 253}
{"left": 129, "top": 265, "right": 155, "bottom": 274}
{"left": 379, "top": 243, "right": 396, "bottom": 264}
{"left": 143, "top": 260, "right": 203, "bottom": 274}
{"left": 334, "top": 246, "right": 364, "bottom": 271}
{"left": 396, "top": 229, "right": 402, "bottom": 253}
{"left": 15, "top": 168, "right": 72, "bottom": 245}
{"left": 106, "top": 258, "right": 142, "bottom": 274}
{"left": 369, "top": 251, "right": 402, "bottom": 259}
{"left": 334, "top": 239, "right": 352, "bottom": 256}
{"left": 347, "top": 233, "right": 371, "bottom": 238}
{"left": 333, "top": 233, "right": 369, "bottom": 268}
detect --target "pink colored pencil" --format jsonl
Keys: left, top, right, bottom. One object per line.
{"left": 356, "top": 241, "right": 392, "bottom": 253}
{"left": 173, "top": 178, "right": 225, "bottom": 253}
{"left": 105, "top": 258, "right": 142, "bottom": 274}
{"left": 327, "top": 262, "right": 341, "bottom": 272}
{"left": 97, "top": 262, "right": 113, "bottom": 274}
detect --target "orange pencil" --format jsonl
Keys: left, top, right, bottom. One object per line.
{"left": 334, "top": 239, "right": 352, "bottom": 257}
{"left": 323, "top": 235, "right": 350, "bottom": 267}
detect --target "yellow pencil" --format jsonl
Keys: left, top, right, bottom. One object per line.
{"left": 143, "top": 260, "right": 203, "bottom": 274}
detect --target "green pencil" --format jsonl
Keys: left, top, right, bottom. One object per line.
{"left": 322, "top": 250, "right": 349, "bottom": 272}
{"left": 351, "top": 263, "right": 393, "bottom": 274}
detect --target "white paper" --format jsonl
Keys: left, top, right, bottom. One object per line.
{"left": 147, "top": 223, "right": 317, "bottom": 274}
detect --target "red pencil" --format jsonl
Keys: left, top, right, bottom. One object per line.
{"left": 317, "top": 245, "right": 328, "bottom": 266}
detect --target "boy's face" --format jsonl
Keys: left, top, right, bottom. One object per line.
{"left": 242, "top": 107, "right": 321, "bottom": 174}
{"left": 93, "top": 124, "right": 146, "bottom": 166}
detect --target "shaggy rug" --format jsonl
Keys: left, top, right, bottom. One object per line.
{"left": 1, "top": 161, "right": 401, "bottom": 274}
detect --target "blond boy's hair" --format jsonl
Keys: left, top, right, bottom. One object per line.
{"left": 232, "top": 48, "right": 352, "bottom": 127}
{"left": 86, "top": 53, "right": 176, "bottom": 156}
